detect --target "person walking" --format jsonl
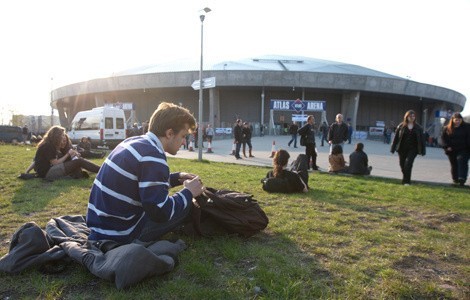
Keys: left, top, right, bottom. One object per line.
{"left": 233, "top": 119, "right": 243, "bottom": 159}
{"left": 205, "top": 124, "right": 214, "bottom": 144}
{"left": 347, "top": 122, "right": 353, "bottom": 144}
{"left": 327, "top": 114, "right": 349, "bottom": 153}
{"left": 298, "top": 115, "right": 319, "bottom": 170}
{"left": 287, "top": 121, "right": 299, "bottom": 148}
{"left": 86, "top": 102, "right": 205, "bottom": 243}
{"left": 390, "top": 110, "right": 426, "bottom": 185}
{"left": 242, "top": 122, "right": 255, "bottom": 157}
{"left": 441, "top": 112, "right": 470, "bottom": 186}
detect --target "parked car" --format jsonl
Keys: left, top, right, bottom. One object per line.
{"left": 0, "top": 125, "right": 23, "bottom": 143}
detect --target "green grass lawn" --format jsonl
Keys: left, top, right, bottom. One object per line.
{"left": 0, "top": 144, "right": 468, "bottom": 299}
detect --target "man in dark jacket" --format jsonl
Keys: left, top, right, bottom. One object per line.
{"left": 242, "top": 122, "right": 255, "bottom": 157}
{"left": 298, "top": 115, "right": 319, "bottom": 170}
{"left": 327, "top": 113, "right": 349, "bottom": 153}
{"left": 233, "top": 119, "right": 243, "bottom": 159}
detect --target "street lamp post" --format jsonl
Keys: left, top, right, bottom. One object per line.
{"left": 197, "top": 7, "right": 211, "bottom": 161}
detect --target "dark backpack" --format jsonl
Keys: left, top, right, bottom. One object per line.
{"left": 190, "top": 187, "right": 269, "bottom": 238}
{"left": 290, "top": 154, "right": 309, "bottom": 185}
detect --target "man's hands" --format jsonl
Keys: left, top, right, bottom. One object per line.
{"left": 178, "top": 172, "right": 196, "bottom": 184}
{"left": 183, "top": 175, "right": 205, "bottom": 197}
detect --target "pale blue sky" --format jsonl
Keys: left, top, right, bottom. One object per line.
{"left": 1, "top": 0, "right": 469, "bottom": 123}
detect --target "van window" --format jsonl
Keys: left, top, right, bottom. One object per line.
{"left": 73, "top": 116, "right": 100, "bottom": 130}
{"left": 116, "top": 118, "right": 125, "bottom": 129}
{"left": 105, "top": 117, "right": 113, "bottom": 129}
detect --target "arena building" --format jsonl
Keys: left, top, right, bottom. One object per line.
{"left": 51, "top": 55, "right": 466, "bottom": 138}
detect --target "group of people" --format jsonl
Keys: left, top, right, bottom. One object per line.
{"left": 389, "top": 109, "right": 469, "bottom": 187}
{"left": 283, "top": 110, "right": 469, "bottom": 187}
{"left": 21, "top": 103, "right": 469, "bottom": 246}
{"left": 292, "top": 113, "right": 350, "bottom": 172}
{"left": 25, "top": 102, "right": 204, "bottom": 244}
{"left": 183, "top": 124, "right": 215, "bottom": 150}
{"left": 233, "top": 119, "right": 255, "bottom": 159}
{"left": 328, "top": 143, "right": 373, "bottom": 175}
{"left": 26, "top": 126, "right": 102, "bottom": 181}
{"left": 127, "top": 121, "right": 149, "bottom": 137}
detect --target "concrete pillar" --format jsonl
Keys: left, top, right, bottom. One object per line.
{"left": 209, "top": 88, "right": 220, "bottom": 128}
{"left": 341, "top": 91, "right": 360, "bottom": 131}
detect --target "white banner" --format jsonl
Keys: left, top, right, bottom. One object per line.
{"left": 292, "top": 114, "right": 308, "bottom": 122}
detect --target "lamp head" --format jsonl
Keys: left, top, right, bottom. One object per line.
{"left": 199, "top": 7, "right": 211, "bottom": 21}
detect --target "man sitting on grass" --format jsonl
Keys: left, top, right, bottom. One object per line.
{"left": 86, "top": 102, "right": 206, "bottom": 244}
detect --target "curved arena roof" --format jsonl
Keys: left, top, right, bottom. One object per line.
{"left": 52, "top": 55, "right": 466, "bottom": 110}
{"left": 114, "top": 55, "right": 403, "bottom": 79}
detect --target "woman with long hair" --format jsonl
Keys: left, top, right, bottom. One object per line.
{"left": 390, "top": 110, "right": 426, "bottom": 185}
{"left": 34, "top": 125, "right": 101, "bottom": 180}
{"left": 441, "top": 112, "right": 470, "bottom": 186}
{"left": 264, "top": 149, "right": 308, "bottom": 193}
{"left": 328, "top": 144, "right": 348, "bottom": 173}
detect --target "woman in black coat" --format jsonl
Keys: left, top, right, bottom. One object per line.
{"left": 264, "top": 150, "right": 308, "bottom": 193}
{"left": 441, "top": 112, "right": 470, "bottom": 186}
{"left": 349, "top": 142, "right": 372, "bottom": 175}
{"left": 390, "top": 110, "right": 426, "bottom": 185}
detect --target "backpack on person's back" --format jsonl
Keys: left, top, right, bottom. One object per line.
{"left": 289, "top": 154, "right": 309, "bottom": 184}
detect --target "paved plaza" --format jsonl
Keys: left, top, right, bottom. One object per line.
{"left": 169, "top": 134, "right": 463, "bottom": 186}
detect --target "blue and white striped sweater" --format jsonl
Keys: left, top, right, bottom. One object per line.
{"left": 86, "top": 132, "right": 192, "bottom": 243}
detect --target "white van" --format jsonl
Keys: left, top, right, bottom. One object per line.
{"left": 68, "top": 107, "right": 127, "bottom": 148}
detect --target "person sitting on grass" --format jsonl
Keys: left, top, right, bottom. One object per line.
{"left": 263, "top": 149, "right": 308, "bottom": 193}
{"left": 328, "top": 144, "right": 348, "bottom": 173}
{"left": 77, "top": 137, "right": 106, "bottom": 159}
{"left": 86, "top": 102, "right": 205, "bottom": 244}
{"left": 348, "top": 142, "right": 373, "bottom": 175}
{"left": 34, "top": 126, "right": 101, "bottom": 181}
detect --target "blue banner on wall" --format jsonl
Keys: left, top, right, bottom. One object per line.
{"left": 270, "top": 99, "right": 326, "bottom": 112}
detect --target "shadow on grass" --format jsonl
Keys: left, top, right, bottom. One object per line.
{"left": 10, "top": 176, "right": 94, "bottom": 215}
{"left": 0, "top": 229, "right": 336, "bottom": 299}
{"left": 158, "top": 230, "right": 337, "bottom": 299}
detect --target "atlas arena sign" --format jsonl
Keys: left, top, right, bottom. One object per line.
{"left": 270, "top": 99, "right": 326, "bottom": 112}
